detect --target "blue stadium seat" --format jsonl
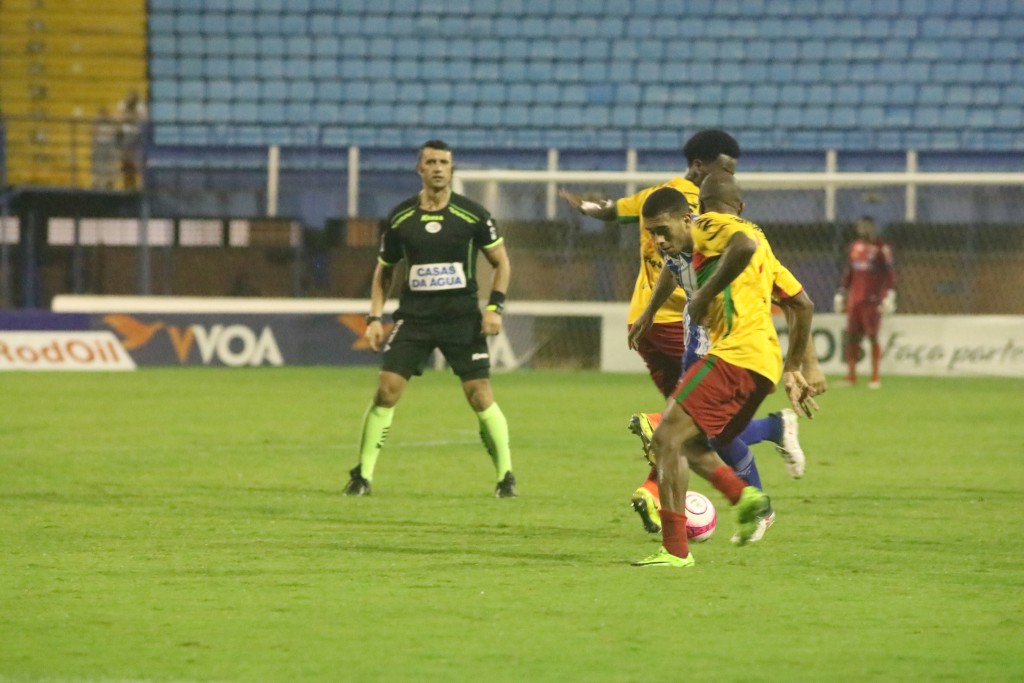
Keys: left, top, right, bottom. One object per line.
{"left": 554, "top": 61, "right": 582, "bottom": 84}
{"left": 178, "top": 101, "right": 203, "bottom": 122}
{"left": 888, "top": 84, "right": 916, "bottom": 105}
{"left": 151, "top": 81, "right": 177, "bottom": 101}
{"left": 720, "top": 106, "right": 748, "bottom": 129}
{"left": 473, "top": 61, "right": 501, "bottom": 80}
{"left": 529, "top": 105, "right": 557, "bottom": 128}
{"left": 150, "top": 35, "right": 176, "bottom": 56}
{"left": 258, "top": 36, "right": 286, "bottom": 56}
{"left": 288, "top": 81, "right": 316, "bottom": 102}
{"left": 201, "top": 12, "right": 229, "bottom": 34}
{"left": 179, "top": 57, "right": 203, "bottom": 77}
{"left": 206, "top": 102, "right": 231, "bottom": 124}
{"left": 793, "top": 62, "right": 823, "bottom": 83}
{"left": 174, "top": 14, "right": 202, "bottom": 34}
{"left": 533, "top": 83, "right": 560, "bottom": 105}
{"left": 148, "top": 12, "right": 175, "bottom": 34}
{"left": 967, "top": 109, "right": 996, "bottom": 128}
{"left": 995, "top": 106, "right": 1022, "bottom": 128}
{"left": 228, "top": 36, "right": 258, "bottom": 56}
{"left": 335, "top": 102, "right": 367, "bottom": 125}
{"left": 608, "top": 83, "right": 636, "bottom": 105}
{"left": 610, "top": 107, "right": 638, "bottom": 128}
{"left": 231, "top": 57, "right": 258, "bottom": 78}
{"left": 862, "top": 84, "right": 886, "bottom": 105}
{"left": 775, "top": 107, "right": 802, "bottom": 128}
{"left": 151, "top": 101, "right": 177, "bottom": 122}
{"left": 476, "top": 105, "right": 503, "bottom": 127}
{"left": 205, "top": 57, "right": 231, "bottom": 78}
{"left": 831, "top": 106, "right": 857, "bottom": 127}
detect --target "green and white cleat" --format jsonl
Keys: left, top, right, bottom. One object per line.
{"left": 775, "top": 408, "right": 806, "bottom": 478}
{"left": 731, "top": 510, "right": 776, "bottom": 545}
{"left": 631, "top": 546, "right": 695, "bottom": 568}
{"left": 734, "top": 486, "right": 772, "bottom": 546}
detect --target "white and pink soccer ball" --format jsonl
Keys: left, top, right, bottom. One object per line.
{"left": 685, "top": 491, "right": 717, "bottom": 542}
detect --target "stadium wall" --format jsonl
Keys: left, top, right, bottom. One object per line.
{"left": 24, "top": 296, "right": 1024, "bottom": 378}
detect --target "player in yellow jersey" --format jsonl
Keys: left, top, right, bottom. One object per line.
{"left": 633, "top": 174, "right": 819, "bottom": 567}
{"left": 560, "top": 130, "right": 814, "bottom": 536}
{"left": 559, "top": 130, "right": 738, "bottom": 396}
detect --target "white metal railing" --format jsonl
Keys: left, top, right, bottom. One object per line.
{"left": 266, "top": 146, "right": 1024, "bottom": 223}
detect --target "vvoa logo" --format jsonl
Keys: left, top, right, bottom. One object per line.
{"left": 104, "top": 315, "right": 284, "bottom": 366}
{"left": 190, "top": 324, "right": 284, "bottom": 367}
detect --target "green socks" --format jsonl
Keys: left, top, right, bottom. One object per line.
{"left": 357, "top": 404, "right": 395, "bottom": 480}
{"left": 477, "top": 402, "right": 512, "bottom": 481}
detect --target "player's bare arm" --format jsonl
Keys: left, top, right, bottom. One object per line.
{"left": 686, "top": 231, "right": 757, "bottom": 326}
{"left": 480, "top": 241, "right": 510, "bottom": 336}
{"left": 779, "top": 290, "right": 819, "bottom": 417}
{"left": 558, "top": 188, "right": 617, "bottom": 221}
{"left": 627, "top": 264, "right": 677, "bottom": 350}
{"left": 366, "top": 262, "right": 395, "bottom": 352}
{"left": 778, "top": 297, "right": 827, "bottom": 394}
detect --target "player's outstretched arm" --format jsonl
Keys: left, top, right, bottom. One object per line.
{"left": 366, "top": 262, "right": 394, "bottom": 352}
{"left": 558, "top": 188, "right": 617, "bottom": 221}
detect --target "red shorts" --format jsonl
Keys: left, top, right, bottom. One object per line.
{"left": 847, "top": 300, "right": 882, "bottom": 338}
{"left": 671, "top": 355, "right": 774, "bottom": 443}
{"left": 631, "top": 321, "right": 685, "bottom": 398}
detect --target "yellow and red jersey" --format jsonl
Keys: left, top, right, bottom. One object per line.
{"left": 691, "top": 211, "right": 803, "bottom": 383}
{"left": 616, "top": 176, "right": 698, "bottom": 324}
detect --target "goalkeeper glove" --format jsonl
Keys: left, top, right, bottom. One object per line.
{"left": 881, "top": 290, "right": 897, "bottom": 315}
{"left": 833, "top": 292, "right": 846, "bottom": 314}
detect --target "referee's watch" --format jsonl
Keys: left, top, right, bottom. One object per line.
{"left": 366, "top": 314, "right": 382, "bottom": 323}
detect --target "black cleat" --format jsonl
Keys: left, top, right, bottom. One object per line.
{"left": 343, "top": 465, "right": 372, "bottom": 496}
{"left": 495, "top": 471, "right": 517, "bottom": 498}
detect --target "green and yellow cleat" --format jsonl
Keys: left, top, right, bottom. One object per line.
{"left": 631, "top": 546, "right": 695, "bottom": 568}
{"left": 628, "top": 413, "right": 656, "bottom": 464}
{"left": 734, "top": 486, "right": 772, "bottom": 546}
{"left": 630, "top": 486, "right": 662, "bottom": 534}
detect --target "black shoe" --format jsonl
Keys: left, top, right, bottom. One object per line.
{"left": 343, "top": 465, "right": 372, "bottom": 496}
{"left": 495, "top": 471, "right": 517, "bottom": 498}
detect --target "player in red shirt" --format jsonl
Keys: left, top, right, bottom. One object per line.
{"left": 834, "top": 216, "right": 897, "bottom": 388}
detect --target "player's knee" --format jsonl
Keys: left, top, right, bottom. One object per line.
{"left": 374, "top": 374, "right": 406, "bottom": 407}
{"left": 462, "top": 379, "right": 494, "bottom": 411}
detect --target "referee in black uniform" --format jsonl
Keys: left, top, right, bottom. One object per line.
{"left": 344, "top": 140, "right": 517, "bottom": 498}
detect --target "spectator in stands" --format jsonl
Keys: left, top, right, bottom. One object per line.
{"left": 116, "top": 89, "right": 148, "bottom": 190}
{"left": 834, "top": 215, "right": 897, "bottom": 388}
{"left": 90, "top": 106, "right": 118, "bottom": 189}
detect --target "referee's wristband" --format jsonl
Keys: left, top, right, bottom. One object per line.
{"left": 366, "top": 315, "right": 382, "bottom": 323}
{"left": 486, "top": 291, "right": 506, "bottom": 314}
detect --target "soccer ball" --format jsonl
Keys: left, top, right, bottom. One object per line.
{"left": 685, "top": 491, "right": 717, "bottom": 542}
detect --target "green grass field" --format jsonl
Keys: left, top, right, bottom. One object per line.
{"left": 2, "top": 368, "right": 1023, "bottom": 682}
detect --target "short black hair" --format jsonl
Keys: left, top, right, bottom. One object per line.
{"left": 642, "top": 187, "right": 692, "bottom": 219}
{"left": 683, "top": 129, "right": 741, "bottom": 165}
{"left": 420, "top": 139, "right": 452, "bottom": 156}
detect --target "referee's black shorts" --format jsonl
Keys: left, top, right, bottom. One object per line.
{"left": 381, "top": 313, "right": 491, "bottom": 381}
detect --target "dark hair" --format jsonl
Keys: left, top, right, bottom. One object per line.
{"left": 642, "top": 187, "right": 692, "bottom": 219}
{"left": 683, "top": 129, "right": 741, "bottom": 164}
{"left": 420, "top": 139, "right": 452, "bottom": 155}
